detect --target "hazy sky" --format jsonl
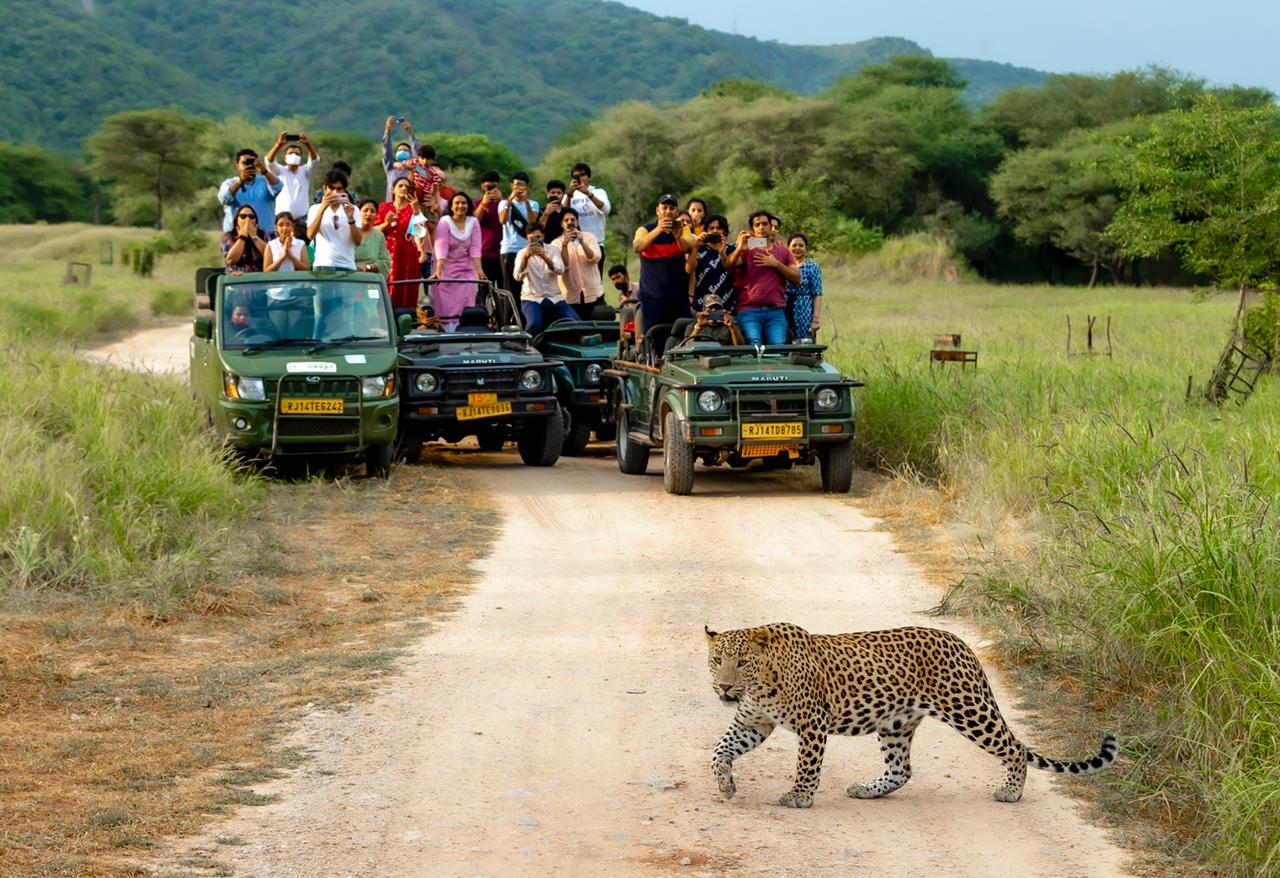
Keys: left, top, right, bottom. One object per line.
{"left": 618, "top": 0, "right": 1278, "bottom": 94}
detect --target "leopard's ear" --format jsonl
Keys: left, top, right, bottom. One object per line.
{"left": 704, "top": 624, "right": 718, "bottom": 641}
{"left": 747, "top": 628, "right": 773, "bottom": 652}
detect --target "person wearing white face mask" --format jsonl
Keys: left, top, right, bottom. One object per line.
{"left": 265, "top": 132, "right": 318, "bottom": 236}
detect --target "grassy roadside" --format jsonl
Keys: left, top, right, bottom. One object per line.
{"left": 0, "top": 225, "right": 501, "bottom": 876}
{"left": 823, "top": 273, "right": 1279, "bottom": 875}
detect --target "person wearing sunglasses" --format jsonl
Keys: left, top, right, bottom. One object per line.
{"left": 217, "top": 148, "right": 282, "bottom": 249}
{"left": 223, "top": 207, "right": 266, "bottom": 274}
{"left": 305, "top": 170, "right": 367, "bottom": 271}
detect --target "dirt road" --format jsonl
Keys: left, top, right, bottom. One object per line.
{"left": 171, "top": 450, "right": 1131, "bottom": 877}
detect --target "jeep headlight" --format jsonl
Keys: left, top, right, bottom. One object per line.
{"left": 697, "top": 390, "right": 724, "bottom": 413}
{"left": 815, "top": 387, "right": 840, "bottom": 411}
{"left": 520, "top": 369, "right": 543, "bottom": 391}
{"left": 415, "top": 372, "right": 439, "bottom": 393}
{"left": 224, "top": 373, "right": 265, "bottom": 401}
{"left": 362, "top": 373, "right": 395, "bottom": 398}
{"left": 584, "top": 363, "right": 603, "bottom": 385}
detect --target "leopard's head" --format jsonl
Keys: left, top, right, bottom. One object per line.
{"left": 705, "top": 625, "right": 755, "bottom": 702}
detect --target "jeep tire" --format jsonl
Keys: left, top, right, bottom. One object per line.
{"left": 819, "top": 441, "right": 854, "bottom": 493}
{"left": 517, "top": 410, "right": 562, "bottom": 466}
{"left": 562, "top": 410, "right": 594, "bottom": 456}
{"left": 615, "top": 402, "right": 650, "bottom": 475}
{"left": 662, "top": 411, "right": 695, "bottom": 495}
{"left": 365, "top": 442, "right": 394, "bottom": 479}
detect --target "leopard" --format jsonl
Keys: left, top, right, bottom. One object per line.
{"left": 705, "top": 622, "right": 1117, "bottom": 809}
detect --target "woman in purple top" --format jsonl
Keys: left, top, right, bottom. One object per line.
{"left": 431, "top": 192, "right": 484, "bottom": 331}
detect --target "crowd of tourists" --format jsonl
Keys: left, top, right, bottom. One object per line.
{"left": 217, "top": 117, "right": 822, "bottom": 343}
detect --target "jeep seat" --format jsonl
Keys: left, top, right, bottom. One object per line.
{"left": 458, "top": 305, "right": 490, "bottom": 331}
{"left": 589, "top": 302, "right": 616, "bottom": 322}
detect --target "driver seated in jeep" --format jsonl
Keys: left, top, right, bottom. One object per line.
{"left": 672, "top": 293, "right": 742, "bottom": 347}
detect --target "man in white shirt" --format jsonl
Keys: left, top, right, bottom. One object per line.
{"left": 562, "top": 162, "right": 610, "bottom": 276}
{"left": 266, "top": 132, "right": 319, "bottom": 236}
{"left": 306, "top": 170, "right": 366, "bottom": 271}
{"left": 514, "top": 227, "right": 577, "bottom": 334}
{"left": 556, "top": 207, "right": 605, "bottom": 318}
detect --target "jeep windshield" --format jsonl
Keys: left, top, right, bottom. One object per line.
{"left": 221, "top": 280, "right": 392, "bottom": 351}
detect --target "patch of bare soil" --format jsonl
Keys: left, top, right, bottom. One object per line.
{"left": 0, "top": 464, "right": 497, "bottom": 877}
{"left": 158, "top": 451, "right": 1136, "bottom": 878}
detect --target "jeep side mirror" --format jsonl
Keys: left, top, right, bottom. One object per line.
{"left": 397, "top": 313, "right": 413, "bottom": 338}
{"left": 193, "top": 314, "right": 213, "bottom": 340}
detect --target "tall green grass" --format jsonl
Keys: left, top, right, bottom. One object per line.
{"left": 0, "top": 225, "right": 259, "bottom": 603}
{"left": 825, "top": 275, "right": 1280, "bottom": 874}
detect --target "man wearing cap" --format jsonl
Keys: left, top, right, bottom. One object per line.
{"left": 632, "top": 193, "right": 696, "bottom": 338}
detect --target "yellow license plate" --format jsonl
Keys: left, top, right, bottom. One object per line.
{"left": 457, "top": 401, "right": 513, "bottom": 421}
{"left": 468, "top": 392, "right": 498, "bottom": 406}
{"left": 281, "top": 398, "right": 344, "bottom": 415}
{"left": 742, "top": 421, "right": 803, "bottom": 440}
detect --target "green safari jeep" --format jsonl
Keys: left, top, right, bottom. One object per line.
{"left": 531, "top": 304, "right": 620, "bottom": 455}
{"left": 609, "top": 306, "right": 862, "bottom": 495}
{"left": 189, "top": 270, "right": 400, "bottom": 476}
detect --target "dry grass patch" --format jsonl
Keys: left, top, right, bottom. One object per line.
{"left": 0, "top": 463, "right": 498, "bottom": 877}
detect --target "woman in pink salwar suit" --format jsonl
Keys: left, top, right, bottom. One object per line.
{"left": 431, "top": 192, "right": 484, "bottom": 331}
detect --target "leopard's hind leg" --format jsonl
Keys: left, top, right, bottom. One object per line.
{"left": 847, "top": 709, "right": 924, "bottom": 799}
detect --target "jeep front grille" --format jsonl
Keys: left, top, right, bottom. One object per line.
{"left": 735, "top": 392, "right": 808, "bottom": 419}
{"left": 276, "top": 376, "right": 361, "bottom": 403}
{"left": 444, "top": 369, "right": 519, "bottom": 396}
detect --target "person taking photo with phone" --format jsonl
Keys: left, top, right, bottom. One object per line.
{"left": 473, "top": 170, "right": 505, "bottom": 284}
{"left": 265, "top": 132, "right": 318, "bottom": 237}
{"left": 499, "top": 172, "right": 541, "bottom": 293}
{"left": 514, "top": 227, "right": 577, "bottom": 334}
{"left": 726, "top": 210, "right": 799, "bottom": 346}
{"left": 632, "top": 193, "right": 696, "bottom": 336}
{"left": 563, "top": 163, "right": 610, "bottom": 271}
{"left": 557, "top": 207, "right": 605, "bottom": 318}
{"left": 687, "top": 213, "right": 735, "bottom": 312}
{"left": 381, "top": 115, "right": 421, "bottom": 201}
{"left": 218, "top": 149, "right": 282, "bottom": 252}
{"left": 306, "top": 169, "right": 366, "bottom": 271}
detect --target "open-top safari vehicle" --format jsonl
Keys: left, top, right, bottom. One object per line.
{"left": 530, "top": 302, "right": 621, "bottom": 455}
{"left": 189, "top": 269, "right": 400, "bottom": 476}
{"left": 608, "top": 295, "right": 862, "bottom": 495}
{"left": 393, "top": 278, "right": 564, "bottom": 466}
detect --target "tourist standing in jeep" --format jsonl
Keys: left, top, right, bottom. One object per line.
{"left": 633, "top": 193, "right": 695, "bottom": 338}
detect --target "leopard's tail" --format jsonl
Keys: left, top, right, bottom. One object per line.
{"left": 1027, "top": 735, "right": 1118, "bottom": 775}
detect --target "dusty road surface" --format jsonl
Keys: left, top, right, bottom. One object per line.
{"left": 170, "top": 451, "right": 1132, "bottom": 878}
{"left": 81, "top": 320, "right": 191, "bottom": 375}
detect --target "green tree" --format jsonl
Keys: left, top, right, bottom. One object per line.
{"left": 760, "top": 169, "right": 882, "bottom": 255}
{"left": 87, "top": 110, "right": 210, "bottom": 228}
{"left": 1107, "top": 95, "right": 1280, "bottom": 329}
{"left": 990, "top": 123, "right": 1139, "bottom": 286}
{"left": 427, "top": 132, "right": 524, "bottom": 181}
{"left": 0, "top": 143, "right": 93, "bottom": 223}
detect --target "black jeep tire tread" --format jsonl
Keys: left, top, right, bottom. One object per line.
{"left": 517, "top": 410, "right": 563, "bottom": 466}
{"left": 365, "top": 442, "right": 395, "bottom": 479}
{"left": 819, "top": 441, "right": 854, "bottom": 493}
{"left": 475, "top": 425, "right": 507, "bottom": 452}
{"left": 662, "top": 411, "right": 695, "bottom": 495}
{"left": 615, "top": 403, "right": 651, "bottom": 475}
{"left": 562, "top": 411, "right": 593, "bottom": 456}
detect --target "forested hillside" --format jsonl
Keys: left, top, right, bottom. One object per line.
{"left": 5, "top": 0, "right": 1043, "bottom": 157}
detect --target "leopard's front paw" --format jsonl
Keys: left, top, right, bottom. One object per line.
{"left": 777, "top": 788, "right": 813, "bottom": 809}
{"left": 712, "top": 760, "right": 736, "bottom": 799}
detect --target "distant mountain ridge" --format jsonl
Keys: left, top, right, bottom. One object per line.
{"left": 3, "top": 0, "right": 1047, "bottom": 158}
